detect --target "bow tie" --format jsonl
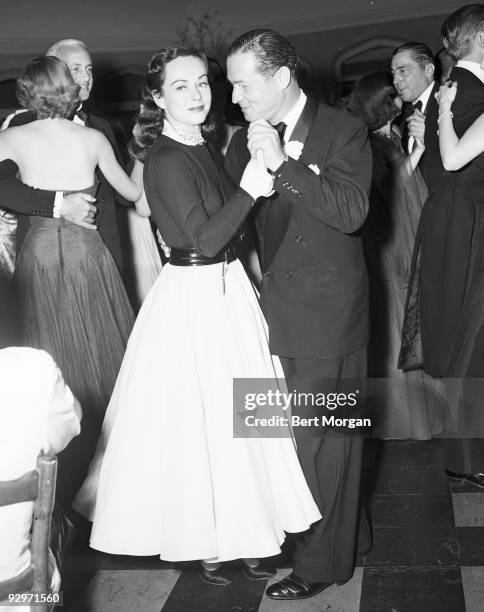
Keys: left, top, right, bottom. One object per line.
{"left": 273, "top": 121, "right": 287, "bottom": 142}
{"left": 413, "top": 100, "right": 423, "bottom": 112}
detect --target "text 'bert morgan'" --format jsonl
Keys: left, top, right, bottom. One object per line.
{"left": 245, "top": 414, "right": 372, "bottom": 429}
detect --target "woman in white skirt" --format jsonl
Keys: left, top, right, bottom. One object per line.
{"left": 73, "top": 47, "right": 321, "bottom": 585}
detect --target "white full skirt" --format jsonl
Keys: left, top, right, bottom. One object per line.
{"left": 73, "top": 259, "right": 321, "bottom": 562}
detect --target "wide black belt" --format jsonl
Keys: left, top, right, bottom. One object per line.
{"left": 169, "top": 245, "right": 236, "bottom": 266}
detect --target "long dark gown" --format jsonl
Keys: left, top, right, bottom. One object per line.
{"left": 400, "top": 141, "right": 484, "bottom": 438}
{"left": 364, "top": 132, "right": 443, "bottom": 439}
{"left": 14, "top": 185, "right": 134, "bottom": 501}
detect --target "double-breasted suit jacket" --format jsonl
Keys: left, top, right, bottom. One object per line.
{"left": 225, "top": 97, "right": 372, "bottom": 361}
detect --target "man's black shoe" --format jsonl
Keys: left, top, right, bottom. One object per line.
{"left": 265, "top": 573, "right": 333, "bottom": 600}
{"left": 446, "top": 469, "right": 484, "bottom": 489}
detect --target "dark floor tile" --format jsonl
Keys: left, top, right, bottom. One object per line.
{"left": 364, "top": 527, "right": 459, "bottom": 567}
{"left": 457, "top": 527, "right": 484, "bottom": 565}
{"left": 61, "top": 588, "right": 79, "bottom": 612}
{"left": 60, "top": 531, "right": 105, "bottom": 609}
{"left": 469, "top": 440, "right": 484, "bottom": 468}
{"left": 360, "top": 567, "right": 465, "bottom": 612}
{"left": 363, "top": 439, "right": 443, "bottom": 470}
{"left": 162, "top": 562, "right": 266, "bottom": 612}
{"left": 362, "top": 465, "right": 448, "bottom": 496}
{"left": 368, "top": 494, "right": 454, "bottom": 528}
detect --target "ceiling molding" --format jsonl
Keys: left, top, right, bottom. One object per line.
{"left": 268, "top": 0, "right": 463, "bottom": 36}
{"left": 0, "top": 0, "right": 463, "bottom": 55}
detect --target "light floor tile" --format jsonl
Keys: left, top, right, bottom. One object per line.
{"left": 461, "top": 566, "right": 484, "bottom": 612}
{"left": 258, "top": 567, "right": 363, "bottom": 612}
{"left": 452, "top": 493, "right": 484, "bottom": 527}
{"left": 72, "top": 568, "right": 180, "bottom": 612}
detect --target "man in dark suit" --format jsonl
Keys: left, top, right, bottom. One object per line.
{"left": 400, "top": 6, "right": 484, "bottom": 488}
{"left": 0, "top": 39, "right": 127, "bottom": 272}
{"left": 225, "top": 29, "right": 372, "bottom": 600}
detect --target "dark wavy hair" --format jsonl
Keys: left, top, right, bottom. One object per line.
{"left": 129, "top": 47, "right": 216, "bottom": 160}
{"left": 441, "top": 4, "right": 484, "bottom": 60}
{"left": 349, "top": 71, "right": 401, "bottom": 132}
{"left": 227, "top": 29, "right": 298, "bottom": 77}
{"left": 16, "top": 56, "right": 80, "bottom": 120}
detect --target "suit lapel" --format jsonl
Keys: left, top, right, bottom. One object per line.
{"left": 258, "top": 96, "right": 319, "bottom": 272}
{"left": 288, "top": 96, "right": 318, "bottom": 149}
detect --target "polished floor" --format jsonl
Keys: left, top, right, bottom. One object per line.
{"left": 61, "top": 440, "right": 484, "bottom": 612}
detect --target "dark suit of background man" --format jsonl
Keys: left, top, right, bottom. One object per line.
{"left": 225, "top": 29, "right": 372, "bottom": 601}
{"left": 0, "top": 39, "right": 126, "bottom": 272}
{"left": 400, "top": 6, "right": 484, "bottom": 489}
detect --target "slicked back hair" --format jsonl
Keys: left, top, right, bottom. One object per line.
{"left": 227, "top": 29, "right": 298, "bottom": 77}
{"left": 392, "top": 42, "right": 435, "bottom": 68}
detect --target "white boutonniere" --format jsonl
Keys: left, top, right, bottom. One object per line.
{"left": 307, "top": 163, "right": 321, "bottom": 175}
{"left": 284, "top": 140, "right": 304, "bottom": 160}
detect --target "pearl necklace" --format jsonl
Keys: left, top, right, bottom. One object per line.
{"left": 163, "top": 120, "right": 205, "bottom": 146}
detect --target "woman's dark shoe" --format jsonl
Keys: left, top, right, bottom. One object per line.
{"left": 198, "top": 566, "right": 232, "bottom": 586}
{"left": 242, "top": 563, "right": 276, "bottom": 580}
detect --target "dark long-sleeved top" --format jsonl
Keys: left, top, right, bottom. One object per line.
{"left": 143, "top": 135, "right": 254, "bottom": 258}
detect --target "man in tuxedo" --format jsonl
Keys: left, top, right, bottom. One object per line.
{"left": 0, "top": 39, "right": 126, "bottom": 272}
{"left": 391, "top": 42, "right": 438, "bottom": 183}
{"left": 225, "top": 29, "right": 372, "bottom": 600}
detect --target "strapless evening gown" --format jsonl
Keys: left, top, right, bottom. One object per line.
{"left": 13, "top": 185, "right": 134, "bottom": 500}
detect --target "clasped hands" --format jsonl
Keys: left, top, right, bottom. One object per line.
{"left": 247, "top": 119, "right": 286, "bottom": 172}
{"left": 239, "top": 120, "right": 288, "bottom": 201}
{"left": 406, "top": 108, "right": 425, "bottom": 150}
{"left": 240, "top": 119, "right": 286, "bottom": 200}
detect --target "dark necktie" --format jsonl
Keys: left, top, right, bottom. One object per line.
{"left": 274, "top": 121, "right": 287, "bottom": 143}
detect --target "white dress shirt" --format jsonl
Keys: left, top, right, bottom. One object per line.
{"left": 407, "top": 81, "right": 435, "bottom": 153}
{"left": 456, "top": 60, "right": 484, "bottom": 84}
{"left": 279, "top": 90, "right": 307, "bottom": 143}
